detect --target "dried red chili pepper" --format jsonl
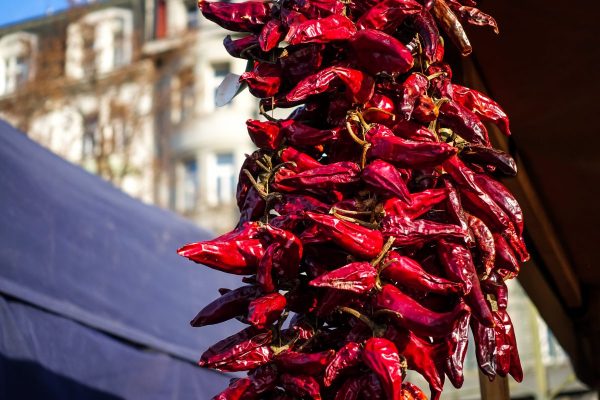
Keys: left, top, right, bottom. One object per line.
{"left": 247, "top": 292, "right": 287, "bottom": 329}
{"left": 324, "top": 341, "right": 363, "bottom": 386}
{"left": 356, "top": 0, "right": 422, "bottom": 32}
{"left": 466, "top": 213, "right": 496, "bottom": 277}
{"left": 381, "top": 215, "right": 467, "bottom": 246}
{"left": 382, "top": 188, "right": 447, "bottom": 220}
{"left": 473, "top": 173, "right": 524, "bottom": 235}
{"left": 280, "top": 44, "right": 325, "bottom": 84}
{"left": 246, "top": 119, "right": 285, "bottom": 150}
{"left": 381, "top": 251, "right": 463, "bottom": 295}
{"left": 309, "top": 261, "right": 378, "bottom": 293}
{"left": 280, "top": 373, "right": 322, "bottom": 400}
{"left": 279, "top": 146, "right": 323, "bottom": 172}
{"left": 199, "top": 327, "right": 273, "bottom": 372}
{"left": 409, "top": 10, "right": 440, "bottom": 62}
{"left": 259, "top": 19, "right": 285, "bottom": 52}
{"left": 191, "top": 285, "right": 263, "bottom": 327}
{"left": 398, "top": 73, "right": 429, "bottom": 120}
{"left": 273, "top": 161, "right": 361, "bottom": 193}
{"left": 431, "top": 0, "right": 472, "bottom": 55}
{"left": 471, "top": 317, "right": 497, "bottom": 380}
{"left": 444, "top": 310, "right": 471, "bottom": 388}
{"left": 285, "top": 14, "right": 356, "bottom": 45}
{"left": 368, "top": 135, "right": 457, "bottom": 168}
{"left": 362, "top": 337, "right": 404, "bottom": 400}
{"left": 411, "top": 95, "right": 438, "bottom": 124}
{"left": 240, "top": 62, "right": 282, "bottom": 98}
{"left": 459, "top": 144, "right": 517, "bottom": 177}
{"left": 305, "top": 212, "right": 384, "bottom": 259}
{"left": 212, "top": 378, "right": 254, "bottom": 400}
{"left": 223, "top": 35, "right": 259, "bottom": 59}
{"left": 350, "top": 29, "right": 414, "bottom": 76}
{"left": 375, "top": 284, "right": 469, "bottom": 337}
{"left": 439, "top": 100, "right": 490, "bottom": 146}
{"left": 362, "top": 159, "right": 411, "bottom": 203}
{"left": 282, "top": 120, "right": 341, "bottom": 147}
{"left": 275, "top": 349, "right": 335, "bottom": 375}
{"left": 199, "top": 0, "right": 271, "bottom": 33}
{"left": 364, "top": 94, "right": 396, "bottom": 125}
{"left": 451, "top": 84, "right": 510, "bottom": 136}
{"left": 446, "top": 0, "right": 499, "bottom": 34}
{"left": 335, "top": 375, "right": 365, "bottom": 400}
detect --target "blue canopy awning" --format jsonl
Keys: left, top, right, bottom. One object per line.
{"left": 0, "top": 120, "right": 243, "bottom": 399}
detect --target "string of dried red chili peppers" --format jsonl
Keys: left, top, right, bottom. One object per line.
{"left": 178, "top": 0, "right": 527, "bottom": 398}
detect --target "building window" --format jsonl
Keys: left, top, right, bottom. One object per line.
{"left": 82, "top": 114, "right": 99, "bottom": 160}
{"left": 182, "top": 158, "right": 199, "bottom": 212}
{"left": 214, "top": 153, "right": 235, "bottom": 205}
{"left": 112, "top": 17, "right": 127, "bottom": 68}
{"left": 187, "top": 3, "right": 199, "bottom": 29}
{"left": 0, "top": 32, "right": 37, "bottom": 96}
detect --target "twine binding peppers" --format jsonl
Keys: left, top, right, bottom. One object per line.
{"left": 178, "top": 0, "right": 528, "bottom": 398}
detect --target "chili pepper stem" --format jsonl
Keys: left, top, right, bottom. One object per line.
{"left": 371, "top": 236, "right": 396, "bottom": 268}
{"left": 337, "top": 306, "right": 377, "bottom": 331}
{"left": 242, "top": 169, "right": 269, "bottom": 199}
{"left": 332, "top": 211, "right": 379, "bottom": 229}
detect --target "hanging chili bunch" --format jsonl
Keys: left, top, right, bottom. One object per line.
{"left": 179, "top": 0, "right": 526, "bottom": 398}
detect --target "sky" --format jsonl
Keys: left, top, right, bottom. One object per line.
{"left": 0, "top": 0, "right": 71, "bottom": 28}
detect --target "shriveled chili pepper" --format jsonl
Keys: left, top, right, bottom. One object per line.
{"left": 324, "top": 341, "right": 363, "bottom": 386}
{"left": 309, "top": 261, "right": 378, "bottom": 293}
{"left": 199, "top": 0, "right": 271, "bottom": 33}
{"left": 381, "top": 251, "right": 463, "bottom": 295}
{"left": 451, "top": 84, "right": 510, "bottom": 135}
{"left": 240, "top": 62, "right": 282, "bottom": 98}
{"left": 285, "top": 14, "right": 357, "bottom": 45}
{"left": 335, "top": 375, "right": 365, "bottom": 400}
{"left": 493, "top": 309, "right": 522, "bottom": 380}
{"left": 459, "top": 144, "right": 517, "bottom": 177}
{"left": 382, "top": 188, "right": 447, "bottom": 220}
{"left": 493, "top": 233, "right": 520, "bottom": 278}
{"left": 362, "top": 337, "right": 404, "bottom": 400}
{"left": 431, "top": 0, "right": 472, "bottom": 55}
{"left": 364, "top": 94, "right": 396, "bottom": 125}
{"left": 246, "top": 119, "right": 285, "bottom": 150}
{"left": 409, "top": 10, "right": 440, "bottom": 62}
{"left": 305, "top": 212, "right": 384, "bottom": 259}
{"left": 282, "top": 120, "right": 341, "bottom": 146}
{"left": 411, "top": 95, "right": 438, "bottom": 123}
{"left": 259, "top": 19, "right": 286, "bottom": 52}
{"left": 280, "top": 44, "right": 325, "bottom": 84}
{"left": 398, "top": 73, "right": 429, "bottom": 119}
{"left": 443, "top": 178, "right": 471, "bottom": 240}
{"left": 385, "top": 325, "right": 444, "bottom": 399}
{"left": 248, "top": 363, "right": 278, "bottom": 395}
{"left": 261, "top": 224, "right": 303, "bottom": 280}
{"left": 375, "top": 284, "right": 469, "bottom": 337}
{"left": 286, "top": 66, "right": 374, "bottom": 104}
{"left": 381, "top": 215, "right": 466, "bottom": 246}
{"left": 481, "top": 271, "right": 508, "bottom": 309}
{"left": 191, "top": 285, "right": 263, "bottom": 327}
{"left": 223, "top": 34, "right": 259, "bottom": 59}
{"left": 368, "top": 135, "right": 457, "bottom": 168}
{"left": 471, "top": 317, "right": 497, "bottom": 380}
{"left": 275, "top": 349, "right": 335, "bottom": 375}
{"left": 356, "top": 0, "right": 422, "bottom": 32}
{"left": 439, "top": 100, "right": 490, "bottom": 146}
{"left": 444, "top": 310, "right": 471, "bottom": 388}
{"left": 362, "top": 159, "right": 411, "bottom": 203}
{"left": 402, "top": 382, "right": 429, "bottom": 400}
{"left": 199, "top": 327, "right": 273, "bottom": 372}
{"left": 473, "top": 173, "right": 524, "bottom": 235}
{"left": 437, "top": 239, "right": 494, "bottom": 325}
{"left": 446, "top": 1, "right": 499, "bottom": 34}
{"left": 273, "top": 161, "right": 361, "bottom": 193}
{"left": 466, "top": 213, "right": 496, "bottom": 277}
{"left": 350, "top": 29, "right": 414, "bottom": 76}
{"left": 247, "top": 292, "right": 287, "bottom": 329}
{"left": 280, "top": 373, "right": 322, "bottom": 400}
{"left": 279, "top": 146, "right": 323, "bottom": 172}
{"left": 239, "top": 187, "right": 266, "bottom": 225}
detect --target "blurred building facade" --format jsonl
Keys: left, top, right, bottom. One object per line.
{"left": 0, "top": 0, "right": 256, "bottom": 232}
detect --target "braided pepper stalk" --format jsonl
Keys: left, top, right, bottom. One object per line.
{"left": 180, "top": 0, "right": 527, "bottom": 398}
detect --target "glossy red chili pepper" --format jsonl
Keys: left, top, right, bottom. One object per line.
{"left": 259, "top": 19, "right": 285, "bottom": 52}
{"left": 247, "top": 292, "right": 287, "bottom": 329}
{"left": 238, "top": 187, "right": 266, "bottom": 225}
{"left": 368, "top": 135, "right": 457, "bottom": 168}
{"left": 471, "top": 317, "right": 497, "bottom": 380}
{"left": 362, "top": 159, "right": 411, "bottom": 203}
{"left": 286, "top": 66, "right": 374, "bottom": 104}
{"left": 444, "top": 310, "right": 471, "bottom": 388}
{"left": 439, "top": 100, "right": 490, "bottom": 146}
{"left": 375, "top": 284, "right": 469, "bottom": 337}
{"left": 199, "top": 0, "right": 271, "bottom": 33}
{"left": 473, "top": 173, "right": 524, "bottom": 235}
{"left": 223, "top": 34, "right": 259, "bottom": 59}
{"left": 335, "top": 375, "right": 365, "bottom": 400}
{"left": 178, "top": 223, "right": 265, "bottom": 275}
{"left": 381, "top": 251, "right": 463, "bottom": 295}
{"left": 282, "top": 120, "right": 340, "bottom": 146}
{"left": 261, "top": 225, "right": 303, "bottom": 280}
{"left": 443, "top": 178, "right": 471, "bottom": 241}
{"left": 279, "top": 146, "right": 323, "bottom": 172}
{"left": 237, "top": 151, "right": 265, "bottom": 209}
{"left": 275, "top": 349, "right": 335, "bottom": 375}
{"left": 285, "top": 14, "right": 357, "bottom": 45}
{"left": 411, "top": 95, "right": 438, "bottom": 123}
{"left": 493, "top": 233, "right": 520, "bottom": 278}
{"left": 280, "top": 44, "right": 325, "bottom": 83}
{"left": 385, "top": 326, "right": 444, "bottom": 399}
{"left": 248, "top": 363, "right": 278, "bottom": 395}
{"left": 356, "top": 0, "right": 422, "bottom": 32}
{"left": 466, "top": 213, "right": 495, "bottom": 277}
{"left": 481, "top": 272, "right": 508, "bottom": 309}
{"left": 409, "top": 10, "right": 441, "bottom": 62}
{"left": 240, "top": 62, "right": 282, "bottom": 98}
{"left": 309, "top": 261, "right": 378, "bottom": 293}
{"left": 191, "top": 285, "right": 263, "bottom": 327}
{"left": 364, "top": 94, "right": 396, "bottom": 125}
{"left": 246, "top": 119, "right": 285, "bottom": 150}
{"left": 280, "top": 373, "right": 322, "bottom": 400}
{"left": 402, "top": 382, "right": 429, "bottom": 400}
{"left": 305, "top": 212, "right": 384, "bottom": 259}
{"left": 493, "top": 309, "right": 522, "bottom": 381}
{"left": 460, "top": 144, "right": 517, "bottom": 177}
{"left": 273, "top": 161, "right": 361, "bottom": 193}
{"left": 350, "top": 29, "right": 414, "bottom": 76}
{"left": 199, "top": 327, "right": 273, "bottom": 372}
{"left": 431, "top": 0, "right": 472, "bottom": 56}
{"left": 398, "top": 73, "right": 429, "bottom": 119}
{"left": 362, "top": 337, "right": 404, "bottom": 400}
{"left": 381, "top": 215, "right": 467, "bottom": 246}
{"left": 324, "top": 341, "right": 363, "bottom": 386}
{"left": 288, "top": 0, "right": 345, "bottom": 18}
{"left": 383, "top": 188, "right": 447, "bottom": 220}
